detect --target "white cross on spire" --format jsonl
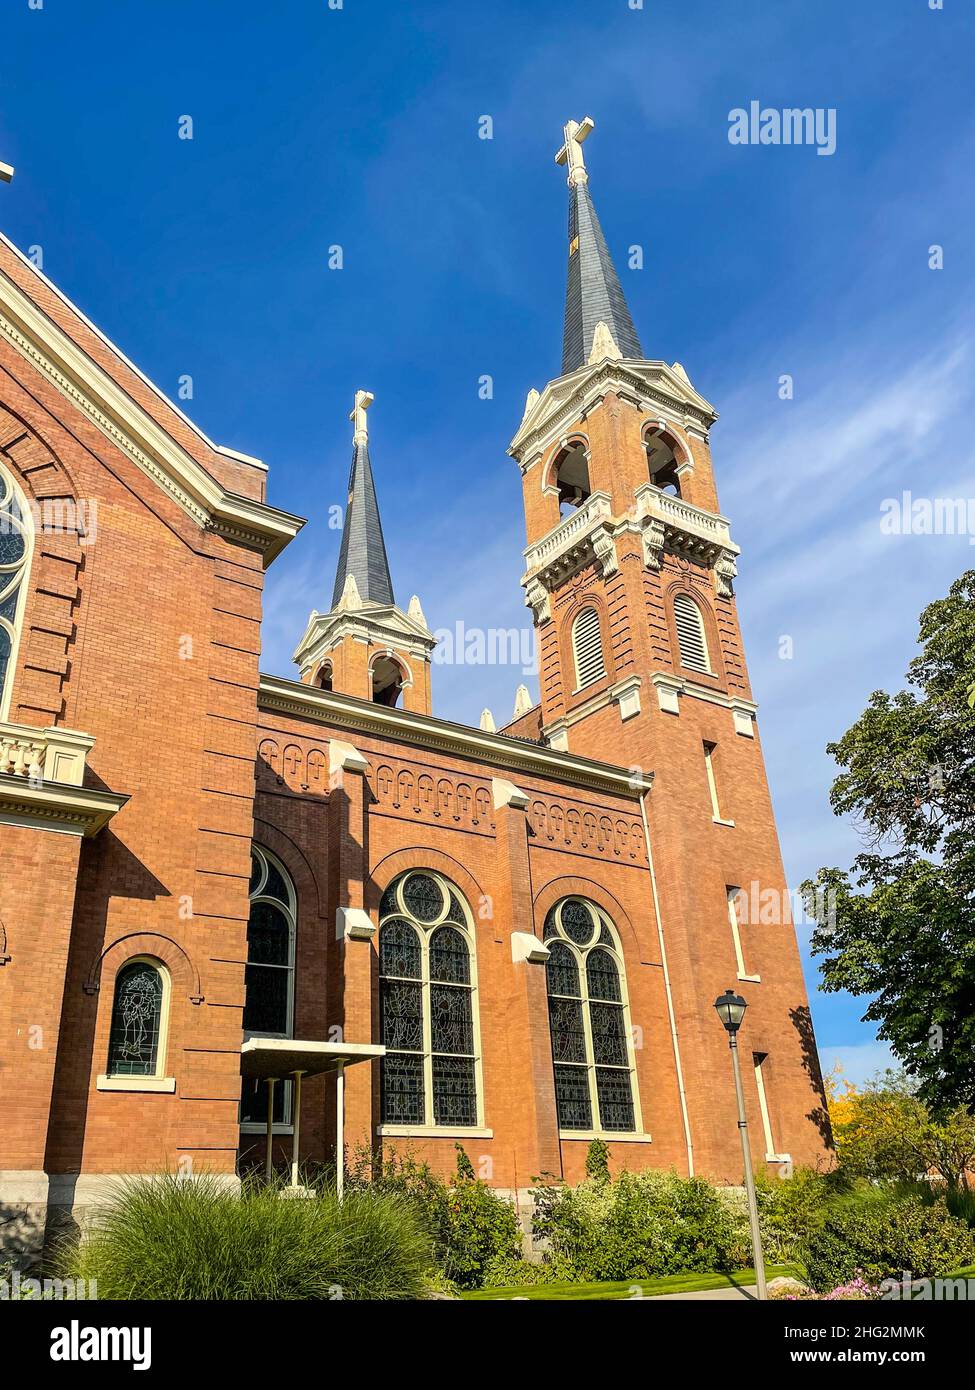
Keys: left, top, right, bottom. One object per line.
{"left": 350, "top": 389, "right": 374, "bottom": 446}
{"left": 555, "top": 117, "right": 595, "bottom": 187}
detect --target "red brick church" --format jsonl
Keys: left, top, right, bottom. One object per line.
{"left": 0, "top": 120, "right": 829, "bottom": 1257}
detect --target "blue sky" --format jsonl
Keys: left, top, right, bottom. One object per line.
{"left": 2, "top": 0, "right": 973, "bottom": 1085}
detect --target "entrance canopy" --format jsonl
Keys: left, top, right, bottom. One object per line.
{"left": 240, "top": 1038, "right": 384, "bottom": 1079}
{"left": 240, "top": 1038, "right": 385, "bottom": 1196}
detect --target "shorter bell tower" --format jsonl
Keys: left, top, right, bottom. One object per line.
{"left": 294, "top": 391, "right": 436, "bottom": 713}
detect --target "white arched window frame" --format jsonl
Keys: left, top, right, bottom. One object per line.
{"left": 0, "top": 461, "right": 34, "bottom": 721}
{"left": 97, "top": 955, "right": 176, "bottom": 1094}
{"left": 571, "top": 606, "right": 606, "bottom": 691}
{"left": 544, "top": 897, "right": 644, "bottom": 1139}
{"left": 673, "top": 591, "right": 712, "bottom": 675}
{"left": 240, "top": 845, "right": 297, "bottom": 1132}
{"left": 378, "top": 869, "right": 486, "bottom": 1135}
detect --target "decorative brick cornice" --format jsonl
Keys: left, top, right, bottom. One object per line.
{"left": 258, "top": 674, "right": 653, "bottom": 798}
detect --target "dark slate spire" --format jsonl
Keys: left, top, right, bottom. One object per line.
{"left": 556, "top": 117, "right": 643, "bottom": 375}
{"left": 330, "top": 390, "right": 395, "bottom": 609}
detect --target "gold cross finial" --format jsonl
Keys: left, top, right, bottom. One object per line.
{"left": 350, "top": 390, "right": 374, "bottom": 446}
{"left": 555, "top": 117, "right": 594, "bottom": 186}
{"left": 0, "top": 162, "right": 14, "bottom": 184}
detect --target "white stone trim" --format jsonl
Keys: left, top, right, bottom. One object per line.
{"left": 612, "top": 675, "right": 642, "bottom": 721}
{"left": 559, "top": 1131, "right": 653, "bottom": 1144}
{"left": 0, "top": 252, "right": 303, "bottom": 565}
{"left": 544, "top": 676, "right": 644, "bottom": 743}
{"left": 650, "top": 672, "right": 758, "bottom": 732}
{"left": 0, "top": 1170, "right": 49, "bottom": 1203}
{"left": 732, "top": 704, "right": 756, "bottom": 738}
{"left": 377, "top": 1126, "right": 494, "bottom": 1139}
{"left": 96, "top": 1075, "right": 176, "bottom": 1093}
{"left": 336, "top": 906, "right": 375, "bottom": 942}
{"left": 492, "top": 777, "right": 530, "bottom": 810}
{"left": 510, "top": 932, "right": 550, "bottom": 964}
{"left": 0, "top": 776, "right": 127, "bottom": 836}
{"left": 329, "top": 739, "right": 369, "bottom": 776}
{"left": 293, "top": 601, "right": 436, "bottom": 678}
{"left": 727, "top": 888, "right": 760, "bottom": 982}
{"left": 0, "top": 233, "right": 261, "bottom": 470}
{"left": 509, "top": 358, "right": 716, "bottom": 464}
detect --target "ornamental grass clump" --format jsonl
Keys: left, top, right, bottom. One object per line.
{"left": 58, "top": 1173, "right": 433, "bottom": 1300}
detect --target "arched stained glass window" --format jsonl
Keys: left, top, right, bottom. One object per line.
{"left": 0, "top": 461, "right": 33, "bottom": 718}
{"left": 544, "top": 898, "right": 640, "bottom": 1134}
{"left": 107, "top": 959, "right": 167, "bottom": 1078}
{"left": 379, "top": 870, "right": 482, "bottom": 1129}
{"left": 240, "top": 846, "right": 297, "bottom": 1127}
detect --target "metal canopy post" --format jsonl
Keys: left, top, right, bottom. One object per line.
{"left": 290, "top": 1070, "right": 304, "bottom": 1189}
{"left": 240, "top": 1039, "right": 384, "bottom": 1199}
{"left": 336, "top": 1061, "right": 346, "bottom": 1202}
{"left": 265, "top": 1076, "right": 277, "bottom": 1182}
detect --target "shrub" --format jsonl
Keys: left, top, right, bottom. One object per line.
{"left": 347, "top": 1146, "right": 521, "bottom": 1289}
{"left": 534, "top": 1170, "right": 749, "bottom": 1282}
{"left": 894, "top": 1178, "right": 975, "bottom": 1229}
{"left": 755, "top": 1166, "right": 833, "bottom": 1264}
{"left": 804, "top": 1196, "right": 975, "bottom": 1292}
{"left": 58, "top": 1174, "right": 433, "bottom": 1300}
{"left": 442, "top": 1171, "right": 522, "bottom": 1288}
{"left": 585, "top": 1138, "right": 611, "bottom": 1184}
{"left": 480, "top": 1254, "right": 558, "bottom": 1289}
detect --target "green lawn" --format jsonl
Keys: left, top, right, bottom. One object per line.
{"left": 462, "top": 1264, "right": 801, "bottom": 1301}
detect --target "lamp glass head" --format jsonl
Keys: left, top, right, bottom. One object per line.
{"left": 714, "top": 989, "right": 747, "bottom": 1033}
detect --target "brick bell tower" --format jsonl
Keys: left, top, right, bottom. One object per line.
{"left": 508, "top": 118, "right": 830, "bottom": 1179}
{"left": 294, "top": 390, "right": 436, "bottom": 712}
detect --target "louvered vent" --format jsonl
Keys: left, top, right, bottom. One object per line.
{"left": 674, "top": 593, "right": 711, "bottom": 674}
{"left": 572, "top": 608, "right": 606, "bottom": 689}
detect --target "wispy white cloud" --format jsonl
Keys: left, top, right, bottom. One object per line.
{"left": 818, "top": 1040, "right": 896, "bottom": 1089}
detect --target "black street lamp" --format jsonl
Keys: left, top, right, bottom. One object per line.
{"left": 714, "top": 988, "right": 767, "bottom": 1300}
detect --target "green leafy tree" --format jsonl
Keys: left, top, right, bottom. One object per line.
{"left": 802, "top": 571, "right": 975, "bottom": 1114}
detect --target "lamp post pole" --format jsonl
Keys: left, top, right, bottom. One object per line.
{"left": 715, "top": 989, "right": 767, "bottom": 1301}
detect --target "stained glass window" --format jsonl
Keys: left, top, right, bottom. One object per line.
{"left": 241, "top": 847, "right": 297, "bottom": 1125}
{"left": 544, "top": 898, "right": 638, "bottom": 1134}
{"left": 429, "top": 926, "right": 470, "bottom": 984}
{"left": 401, "top": 872, "right": 444, "bottom": 923}
{"left": 107, "top": 961, "right": 165, "bottom": 1077}
{"left": 561, "top": 899, "right": 596, "bottom": 946}
{"left": 0, "top": 462, "right": 32, "bottom": 715}
{"left": 379, "top": 871, "right": 481, "bottom": 1128}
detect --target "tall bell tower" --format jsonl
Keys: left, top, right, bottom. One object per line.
{"left": 508, "top": 119, "right": 829, "bottom": 1179}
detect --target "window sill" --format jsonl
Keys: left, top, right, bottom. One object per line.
{"left": 766, "top": 1153, "right": 792, "bottom": 1164}
{"left": 559, "top": 1131, "right": 652, "bottom": 1144}
{"left": 737, "top": 973, "right": 762, "bottom": 984}
{"left": 96, "top": 1075, "right": 176, "bottom": 1094}
{"left": 377, "top": 1125, "right": 493, "bottom": 1139}
{"left": 240, "top": 1123, "right": 294, "bottom": 1135}
{"left": 712, "top": 817, "right": 736, "bottom": 828}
